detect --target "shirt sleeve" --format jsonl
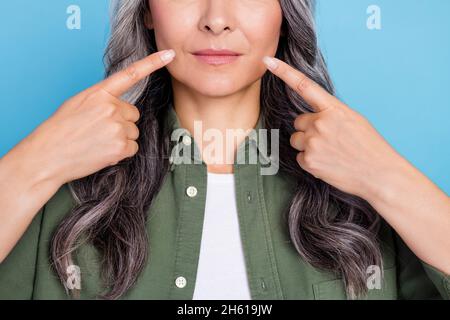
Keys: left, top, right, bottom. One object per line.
{"left": 0, "top": 205, "right": 45, "bottom": 299}
{"left": 420, "top": 261, "right": 450, "bottom": 299}
{"left": 393, "top": 230, "right": 450, "bottom": 299}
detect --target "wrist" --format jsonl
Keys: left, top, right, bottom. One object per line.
{"left": 357, "top": 153, "right": 418, "bottom": 208}
{"left": 0, "top": 137, "right": 64, "bottom": 193}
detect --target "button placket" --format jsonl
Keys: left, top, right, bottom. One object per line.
{"left": 233, "top": 162, "right": 284, "bottom": 299}
{"left": 169, "top": 162, "right": 208, "bottom": 299}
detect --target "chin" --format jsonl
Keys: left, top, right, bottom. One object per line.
{"left": 188, "top": 79, "right": 243, "bottom": 97}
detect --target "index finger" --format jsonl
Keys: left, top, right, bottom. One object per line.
{"left": 263, "top": 56, "right": 339, "bottom": 112}
{"left": 97, "top": 49, "right": 176, "bottom": 97}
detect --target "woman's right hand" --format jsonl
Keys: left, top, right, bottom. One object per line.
{"left": 24, "top": 49, "right": 176, "bottom": 187}
{"left": 0, "top": 49, "right": 176, "bottom": 263}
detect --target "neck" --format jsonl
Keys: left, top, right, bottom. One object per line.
{"left": 171, "top": 78, "right": 261, "bottom": 174}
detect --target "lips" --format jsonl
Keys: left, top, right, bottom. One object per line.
{"left": 192, "top": 49, "right": 241, "bottom": 56}
{"left": 192, "top": 49, "right": 242, "bottom": 65}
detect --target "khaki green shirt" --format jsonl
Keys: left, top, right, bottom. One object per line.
{"left": 1, "top": 105, "right": 449, "bottom": 300}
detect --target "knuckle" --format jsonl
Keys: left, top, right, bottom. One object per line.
{"left": 313, "top": 119, "right": 326, "bottom": 132}
{"left": 128, "top": 123, "right": 140, "bottom": 140}
{"left": 112, "top": 139, "right": 128, "bottom": 156}
{"left": 296, "top": 75, "right": 311, "bottom": 93}
{"left": 127, "top": 105, "right": 141, "bottom": 122}
{"left": 133, "top": 126, "right": 140, "bottom": 140}
{"left": 296, "top": 152, "right": 302, "bottom": 164}
{"left": 302, "top": 152, "right": 315, "bottom": 168}
{"left": 146, "top": 57, "right": 156, "bottom": 69}
{"left": 305, "top": 137, "right": 320, "bottom": 150}
{"left": 110, "top": 122, "right": 125, "bottom": 137}
{"left": 290, "top": 131, "right": 302, "bottom": 149}
{"left": 131, "top": 105, "right": 141, "bottom": 120}
{"left": 130, "top": 141, "right": 139, "bottom": 155}
{"left": 289, "top": 133, "right": 296, "bottom": 147}
{"left": 103, "top": 103, "right": 118, "bottom": 117}
{"left": 293, "top": 115, "right": 302, "bottom": 130}
{"left": 296, "top": 151, "right": 314, "bottom": 170}
{"left": 124, "top": 64, "right": 139, "bottom": 81}
{"left": 135, "top": 107, "right": 141, "bottom": 120}
{"left": 294, "top": 113, "right": 309, "bottom": 130}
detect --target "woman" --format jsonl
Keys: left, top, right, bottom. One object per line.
{"left": 0, "top": 0, "right": 449, "bottom": 300}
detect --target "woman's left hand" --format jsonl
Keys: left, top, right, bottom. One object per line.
{"left": 263, "top": 56, "right": 450, "bottom": 275}
{"left": 263, "top": 56, "right": 404, "bottom": 199}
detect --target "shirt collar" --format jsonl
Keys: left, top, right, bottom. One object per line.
{"left": 165, "top": 103, "right": 272, "bottom": 170}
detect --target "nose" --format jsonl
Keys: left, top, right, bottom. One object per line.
{"left": 198, "top": 0, "right": 236, "bottom": 35}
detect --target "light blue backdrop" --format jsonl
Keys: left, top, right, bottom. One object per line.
{"left": 0, "top": 1, "right": 449, "bottom": 193}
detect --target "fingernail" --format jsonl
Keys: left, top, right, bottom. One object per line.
{"left": 263, "top": 56, "right": 278, "bottom": 70}
{"left": 160, "top": 49, "right": 176, "bottom": 62}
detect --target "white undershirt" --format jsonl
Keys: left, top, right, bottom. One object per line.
{"left": 192, "top": 172, "right": 252, "bottom": 300}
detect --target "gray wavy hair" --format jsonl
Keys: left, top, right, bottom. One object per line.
{"left": 50, "top": 0, "right": 383, "bottom": 299}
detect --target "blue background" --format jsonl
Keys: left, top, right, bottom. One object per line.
{"left": 0, "top": 0, "right": 449, "bottom": 193}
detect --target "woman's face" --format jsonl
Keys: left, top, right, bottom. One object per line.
{"left": 147, "top": 0, "right": 283, "bottom": 97}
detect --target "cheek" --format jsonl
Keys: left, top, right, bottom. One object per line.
{"left": 238, "top": 6, "right": 282, "bottom": 80}
{"left": 149, "top": 2, "right": 192, "bottom": 51}
{"left": 244, "top": 7, "right": 283, "bottom": 58}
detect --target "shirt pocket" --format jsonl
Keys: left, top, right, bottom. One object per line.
{"left": 312, "top": 266, "right": 398, "bottom": 300}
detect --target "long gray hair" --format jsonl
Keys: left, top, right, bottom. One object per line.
{"left": 50, "top": 0, "right": 383, "bottom": 299}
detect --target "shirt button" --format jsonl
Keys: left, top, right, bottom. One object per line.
{"left": 186, "top": 186, "right": 198, "bottom": 198}
{"left": 175, "top": 276, "right": 187, "bottom": 288}
{"left": 182, "top": 135, "right": 192, "bottom": 146}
